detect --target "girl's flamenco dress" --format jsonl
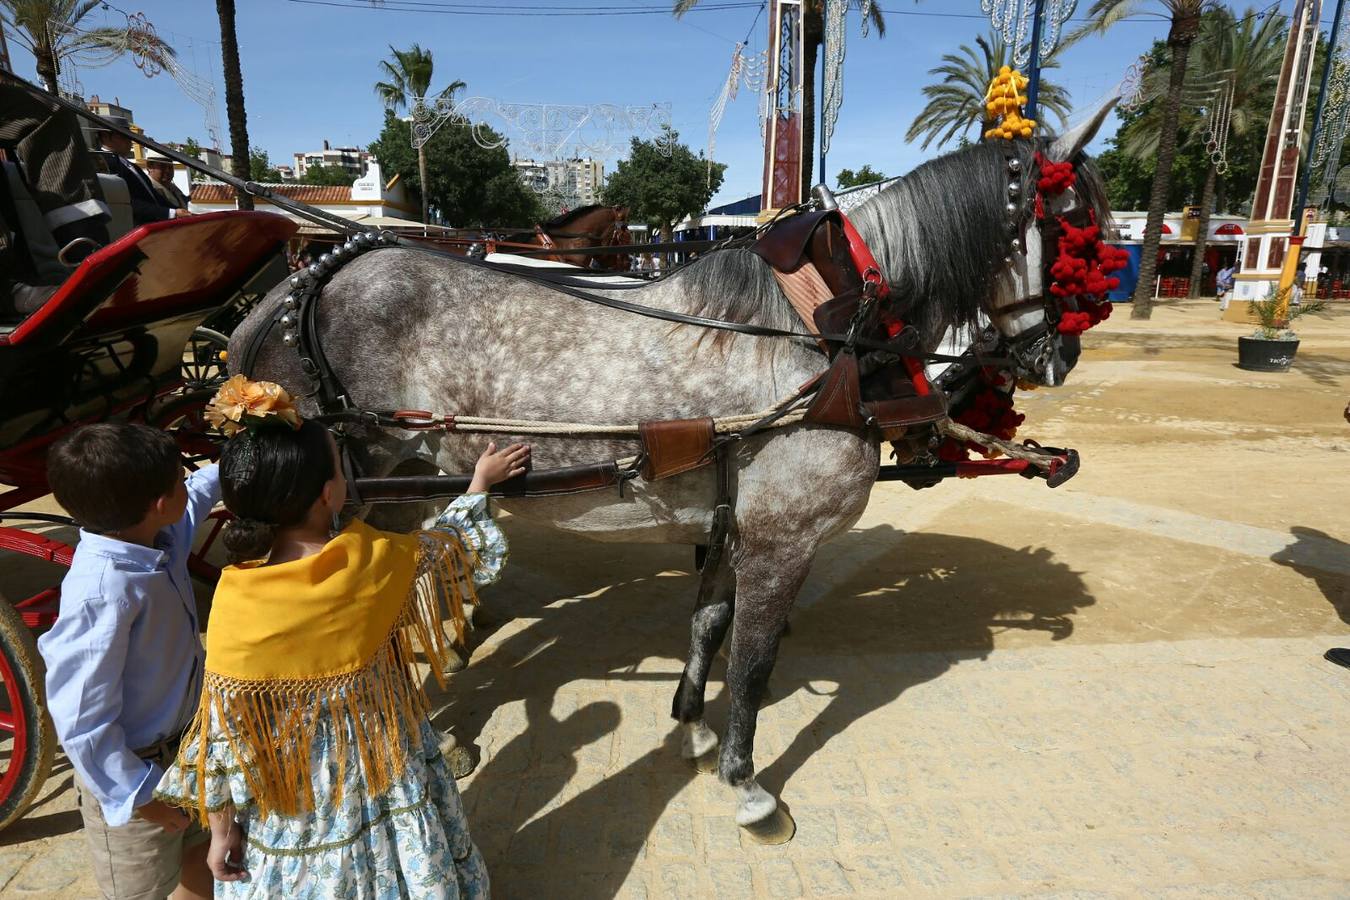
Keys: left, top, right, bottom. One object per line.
{"left": 157, "top": 495, "right": 506, "bottom": 899}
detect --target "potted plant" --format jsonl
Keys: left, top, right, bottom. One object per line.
{"left": 1237, "top": 289, "right": 1326, "bottom": 372}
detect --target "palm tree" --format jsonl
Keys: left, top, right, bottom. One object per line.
{"left": 375, "top": 44, "right": 465, "bottom": 225}
{"left": 906, "top": 31, "right": 1072, "bottom": 151}
{"left": 216, "top": 0, "right": 252, "bottom": 210}
{"left": 1, "top": 0, "right": 174, "bottom": 94}
{"left": 1120, "top": 7, "right": 1284, "bottom": 298}
{"left": 673, "top": 0, "right": 886, "bottom": 200}
{"left": 1072, "top": 0, "right": 1207, "bottom": 319}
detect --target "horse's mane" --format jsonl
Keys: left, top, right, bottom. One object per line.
{"left": 850, "top": 137, "right": 1110, "bottom": 342}
{"left": 545, "top": 204, "right": 608, "bottom": 229}
{"left": 673, "top": 136, "right": 1111, "bottom": 349}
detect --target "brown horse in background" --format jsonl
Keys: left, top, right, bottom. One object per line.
{"left": 500, "top": 204, "right": 631, "bottom": 269}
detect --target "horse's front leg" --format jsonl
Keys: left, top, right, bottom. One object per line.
{"left": 672, "top": 548, "right": 735, "bottom": 771}
{"left": 719, "top": 535, "right": 813, "bottom": 844}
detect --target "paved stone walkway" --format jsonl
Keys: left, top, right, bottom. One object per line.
{"left": 2, "top": 298, "right": 1348, "bottom": 898}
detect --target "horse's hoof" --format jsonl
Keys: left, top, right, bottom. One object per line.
{"left": 448, "top": 745, "right": 477, "bottom": 778}
{"left": 440, "top": 650, "right": 467, "bottom": 675}
{"left": 689, "top": 749, "right": 719, "bottom": 775}
{"left": 741, "top": 807, "right": 796, "bottom": 845}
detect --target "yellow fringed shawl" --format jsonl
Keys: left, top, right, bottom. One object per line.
{"left": 174, "top": 520, "right": 478, "bottom": 824}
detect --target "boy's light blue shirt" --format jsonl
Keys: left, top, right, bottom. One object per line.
{"left": 37, "top": 465, "right": 221, "bottom": 826}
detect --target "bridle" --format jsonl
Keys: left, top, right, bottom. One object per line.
{"left": 995, "top": 150, "right": 1096, "bottom": 383}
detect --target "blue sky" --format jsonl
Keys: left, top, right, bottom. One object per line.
{"left": 3, "top": 1, "right": 1320, "bottom": 206}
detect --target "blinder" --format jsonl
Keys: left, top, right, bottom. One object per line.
{"left": 997, "top": 151, "right": 1098, "bottom": 384}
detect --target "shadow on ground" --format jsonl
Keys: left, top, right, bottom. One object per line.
{"left": 1272, "top": 526, "right": 1350, "bottom": 624}
{"left": 441, "top": 518, "right": 1094, "bottom": 898}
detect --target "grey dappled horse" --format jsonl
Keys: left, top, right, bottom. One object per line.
{"left": 230, "top": 102, "right": 1116, "bottom": 840}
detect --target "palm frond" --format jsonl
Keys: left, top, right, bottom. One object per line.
{"left": 1066, "top": 0, "right": 1146, "bottom": 44}
{"left": 375, "top": 43, "right": 461, "bottom": 115}
{"left": 906, "top": 28, "right": 1069, "bottom": 151}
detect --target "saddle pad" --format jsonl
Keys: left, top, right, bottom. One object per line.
{"left": 639, "top": 417, "right": 715, "bottom": 481}
{"left": 770, "top": 263, "right": 833, "bottom": 336}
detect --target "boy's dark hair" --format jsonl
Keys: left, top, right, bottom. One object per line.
{"left": 220, "top": 419, "right": 336, "bottom": 562}
{"left": 47, "top": 423, "right": 183, "bottom": 533}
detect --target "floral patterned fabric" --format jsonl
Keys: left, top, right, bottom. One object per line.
{"left": 157, "top": 494, "right": 505, "bottom": 899}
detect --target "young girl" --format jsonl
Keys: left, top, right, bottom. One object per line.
{"left": 157, "top": 376, "right": 528, "bottom": 898}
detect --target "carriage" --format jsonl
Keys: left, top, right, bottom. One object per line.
{"left": 0, "top": 208, "right": 295, "bottom": 828}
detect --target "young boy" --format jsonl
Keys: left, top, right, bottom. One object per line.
{"left": 38, "top": 423, "right": 219, "bottom": 900}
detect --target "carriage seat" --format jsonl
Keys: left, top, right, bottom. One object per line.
{"left": 96, "top": 172, "right": 134, "bottom": 243}
{"left": 2, "top": 161, "right": 66, "bottom": 285}
{"left": 0, "top": 161, "right": 132, "bottom": 281}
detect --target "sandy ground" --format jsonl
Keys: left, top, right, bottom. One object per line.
{"left": 0, "top": 297, "right": 1347, "bottom": 898}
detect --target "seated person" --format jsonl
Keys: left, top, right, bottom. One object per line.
{"left": 144, "top": 151, "right": 189, "bottom": 210}
{"left": 0, "top": 204, "right": 58, "bottom": 317}
{"left": 0, "top": 81, "right": 111, "bottom": 317}
{"left": 95, "top": 117, "right": 187, "bottom": 225}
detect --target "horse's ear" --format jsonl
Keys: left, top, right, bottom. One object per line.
{"left": 1049, "top": 96, "right": 1119, "bottom": 161}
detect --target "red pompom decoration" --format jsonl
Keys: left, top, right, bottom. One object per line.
{"left": 937, "top": 375, "right": 1026, "bottom": 461}
{"left": 1043, "top": 212, "right": 1122, "bottom": 336}
{"left": 1036, "top": 158, "right": 1077, "bottom": 196}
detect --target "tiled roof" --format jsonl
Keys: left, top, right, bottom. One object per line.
{"left": 190, "top": 182, "right": 352, "bottom": 203}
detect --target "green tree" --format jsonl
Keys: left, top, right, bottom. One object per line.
{"left": 181, "top": 137, "right": 203, "bottom": 182}
{"left": 375, "top": 44, "right": 466, "bottom": 225}
{"left": 602, "top": 126, "right": 726, "bottom": 242}
{"left": 1071, "top": 0, "right": 1207, "bottom": 318}
{"left": 368, "top": 112, "right": 543, "bottom": 227}
{"left": 1, "top": 0, "right": 174, "bottom": 94}
{"left": 1120, "top": 7, "right": 1285, "bottom": 296}
{"left": 906, "top": 32, "right": 1071, "bottom": 150}
{"left": 249, "top": 146, "right": 283, "bottom": 182}
{"left": 301, "top": 164, "right": 355, "bottom": 186}
{"left": 674, "top": 0, "right": 885, "bottom": 199}
{"left": 216, "top": 0, "right": 252, "bottom": 209}
{"left": 836, "top": 164, "right": 887, "bottom": 188}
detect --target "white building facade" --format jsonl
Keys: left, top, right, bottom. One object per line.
{"left": 293, "top": 141, "right": 371, "bottom": 179}
{"left": 512, "top": 158, "right": 604, "bottom": 207}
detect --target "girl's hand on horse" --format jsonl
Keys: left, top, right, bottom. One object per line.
{"left": 469, "top": 441, "right": 531, "bottom": 493}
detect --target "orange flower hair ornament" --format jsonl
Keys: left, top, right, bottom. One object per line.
{"left": 205, "top": 375, "right": 303, "bottom": 437}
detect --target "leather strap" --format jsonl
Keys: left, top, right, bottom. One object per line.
{"left": 639, "top": 417, "right": 716, "bottom": 481}
{"left": 862, "top": 394, "right": 948, "bottom": 429}
{"left": 803, "top": 351, "right": 866, "bottom": 430}
{"left": 353, "top": 461, "right": 621, "bottom": 501}
{"left": 699, "top": 440, "right": 735, "bottom": 577}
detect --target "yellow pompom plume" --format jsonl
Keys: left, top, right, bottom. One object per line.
{"left": 983, "top": 67, "right": 1036, "bottom": 141}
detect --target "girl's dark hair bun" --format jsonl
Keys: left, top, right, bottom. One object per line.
{"left": 221, "top": 517, "right": 278, "bottom": 563}
{"left": 218, "top": 418, "right": 336, "bottom": 563}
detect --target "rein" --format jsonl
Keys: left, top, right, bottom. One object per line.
{"left": 247, "top": 231, "right": 1010, "bottom": 416}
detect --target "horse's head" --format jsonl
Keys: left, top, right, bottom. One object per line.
{"left": 604, "top": 206, "right": 633, "bottom": 270}
{"left": 849, "top": 101, "right": 1117, "bottom": 387}
{"left": 991, "top": 98, "right": 1118, "bottom": 386}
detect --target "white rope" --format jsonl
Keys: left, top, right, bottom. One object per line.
{"left": 438, "top": 398, "right": 809, "bottom": 438}
{"left": 938, "top": 420, "right": 1059, "bottom": 471}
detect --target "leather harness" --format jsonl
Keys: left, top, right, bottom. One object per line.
{"left": 238, "top": 170, "right": 1079, "bottom": 578}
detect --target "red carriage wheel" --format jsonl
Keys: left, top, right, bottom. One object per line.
{"left": 147, "top": 389, "right": 225, "bottom": 466}
{"left": 181, "top": 327, "right": 231, "bottom": 391}
{"left": 0, "top": 598, "right": 56, "bottom": 830}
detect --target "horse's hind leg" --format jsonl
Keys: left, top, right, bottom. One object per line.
{"left": 672, "top": 551, "right": 735, "bottom": 769}
{"left": 719, "top": 537, "right": 812, "bottom": 844}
